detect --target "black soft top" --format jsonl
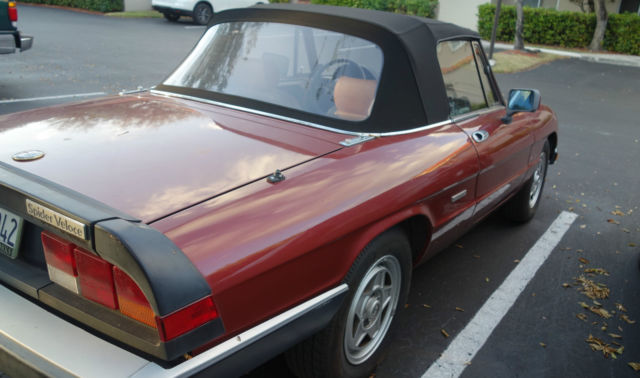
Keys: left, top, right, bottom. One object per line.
{"left": 255, "top": 3, "right": 479, "bottom": 42}
{"left": 157, "top": 4, "right": 482, "bottom": 133}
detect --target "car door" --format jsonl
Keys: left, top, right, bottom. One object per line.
{"left": 437, "top": 40, "right": 535, "bottom": 219}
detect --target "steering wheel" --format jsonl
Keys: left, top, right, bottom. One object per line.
{"left": 303, "top": 59, "right": 371, "bottom": 115}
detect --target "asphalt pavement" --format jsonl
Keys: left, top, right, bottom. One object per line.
{"left": 0, "top": 5, "right": 204, "bottom": 113}
{"left": 1, "top": 5, "right": 639, "bottom": 378}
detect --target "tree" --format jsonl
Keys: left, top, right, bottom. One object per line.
{"left": 514, "top": 0, "right": 525, "bottom": 50}
{"left": 589, "top": 0, "right": 608, "bottom": 51}
{"left": 569, "top": 0, "right": 595, "bottom": 13}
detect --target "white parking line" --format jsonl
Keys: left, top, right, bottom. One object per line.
{"left": 0, "top": 92, "right": 106, "bottom": 104}
{"left": 423, "top": 211, "right": 578, "bottom": 378}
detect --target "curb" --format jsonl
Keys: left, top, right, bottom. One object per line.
{"left": 483, "top": 41, "right": 640, "bottom": 68}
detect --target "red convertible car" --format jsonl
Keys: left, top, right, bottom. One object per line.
{"left": 0, "top": 4, "right": 558, "bottom": 377}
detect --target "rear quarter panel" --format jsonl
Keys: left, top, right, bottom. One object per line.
{"left": 152, "top": 123, "right": 479, "bottom": 338}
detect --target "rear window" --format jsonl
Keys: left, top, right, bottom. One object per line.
{"left": 164, "top": 22, "right": 384, "bottom": 121}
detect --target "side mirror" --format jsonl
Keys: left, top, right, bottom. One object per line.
{"left": 502, "top": 89, "right": 541, "bottom": 123}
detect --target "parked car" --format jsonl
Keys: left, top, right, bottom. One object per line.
{"left": 152, "top": 0, "right": 264, "bottom": 24}
{"left": 0, "top": 4, "right": 558, "bottom": 378}
{"left": 0, "top": 1, "right": 32, "bottom": 54}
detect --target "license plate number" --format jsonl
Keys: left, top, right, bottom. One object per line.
{"left": 0, "top": 206, "right": 23, "bottom": 259}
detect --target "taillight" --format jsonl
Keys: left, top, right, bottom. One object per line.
{"left": 40, "top": 231, "right": 218, "bottom": 341}
{"left": 75, "top": 248, "right": 118, "bottom": 309}
{"left": 157, "top": 296, "right": 217, "bottom": 342}
{"left": 8, "top": 2, "right": 17, "bottom": 22}
{"left": 42, "top": 231, "right": 79, "bottom": 293}
{"left": 113, "top": 266, "right": 156, "bottom": 328}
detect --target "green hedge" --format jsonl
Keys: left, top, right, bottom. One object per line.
{"left": 20, "top": 0, "right": 123, "bottom": 12}
{"left": 310, "top": 0, "right": 438, "bottom": 19}
{"left": 478, "top": 4, "right": 640, "bottom": 55}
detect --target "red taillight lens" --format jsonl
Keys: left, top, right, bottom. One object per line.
{"left": 113, "top": 266, "right": 157, "bottom": 328}
{"left": 41, "top": 232, "right": 218, "bottom": 340}
{"left": 8, "top": 2, "right": 17, "bottom": 22}
{"left": 42, "top": 231, "right": 79, "bottom": 293}
{"left": 157, "top": 297, "right": 217, "bottom": 342}
{"left": 42, "top": 231, "right": 76, "bottom": 274}
{"left": 75, "top": 248, "right": 118, "bottom": 309}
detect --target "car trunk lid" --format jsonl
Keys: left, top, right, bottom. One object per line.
{"left": 0, "top": 94, "right": 343, "bottom": 223}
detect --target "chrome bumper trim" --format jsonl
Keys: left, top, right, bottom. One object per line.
{"left": 20, "top": 35, "right": 33, "bottom": 52}
{"left": 132, "top": 283, "right": 349, "bottom": 377}
{"left": 1, "top": 283, "right": 348, "bottom": 377}
{"left": 0, "top": 285, "right": 148, "bottom": 377}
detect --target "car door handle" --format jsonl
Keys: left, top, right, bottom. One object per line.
{"left": 472, "top": 130, "right": 489, "bottom": 143}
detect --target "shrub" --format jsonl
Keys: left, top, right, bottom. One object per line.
{"left": 477, "top": 4, "right": 640, "bottom": 55}
{"left": 310, "top": 0, "right": 438, "bottom": 19}
{"left": 20, "top": 0, "right": 123, "bottom": 12}
{"left": 604, "top": 13, "right": 640, "bottom": 55}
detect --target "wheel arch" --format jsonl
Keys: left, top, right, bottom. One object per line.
{"left": 339, "top": 207, "right": 433, "bottom": 277}
{"left": 193, "top": 0, "right": 213, "bottom": 12}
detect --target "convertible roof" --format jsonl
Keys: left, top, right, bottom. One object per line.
{"left": 253, "top": 3, "right": 479, "bottom": 42}
{"left": 159, "top": 4, "right": 486, "bottom": 133}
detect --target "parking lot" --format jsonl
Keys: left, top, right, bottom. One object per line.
{"left": 1, "top": 5, "right": 639, "bottom": 377}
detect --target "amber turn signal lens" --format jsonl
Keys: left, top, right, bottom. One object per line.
{"left": 113, "top": 266, "right": 156, "bottom": 328}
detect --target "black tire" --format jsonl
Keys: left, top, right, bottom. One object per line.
{"left": 286, "top": 228, "right": 412, "bottom": 378}
{"left": 503, "top": 140, "right": 550, "bottom": 222}
{"left": 163, "top": 12, "right": 180, "bottom": 22}
{"left": 192, "top": 2, "right": 213, "bottom": 25}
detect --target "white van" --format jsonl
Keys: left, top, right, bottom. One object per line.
{"left": 152, "top": 0, "right": 266, "bottom": 25}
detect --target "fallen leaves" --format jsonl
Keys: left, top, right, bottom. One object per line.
{"left": 539, "top": 342, "right": 546, "bottom": 348}
{"left": 629, "top": 362, "right": 640, "bottom": 372}
{"left": 579, "top": 302, "right": 612, "bottom": 319}
{"left": 584, "top": 268, "right": 609, "bottom": 276}
{"left": 615, "top": 303, "right": 627, "bottom": 312}
{"left": 586, "top": 334, "right": 624, "bottom": 359}
{"left": 611, "top": 210, "right": 625, "bottom": 217}
{"left": 576, "top": 313, "right": 588, "bottom": 321}
{"left": 455, "top": 307, "right": 465, "bottom": 312}
{"left": 608, "top": 333, "right": 622, "bottom": 339}
{"left": 620, "top": 315, "right": 636, "bottom": 325}
{"left": 441, "top": 329, "right": 450, "bottom": 338}
{"left": 575, "top": 276, "right": 610, "bottom": 299}
{"left": 578, "top": 257, "right": 590, "bottom": 264}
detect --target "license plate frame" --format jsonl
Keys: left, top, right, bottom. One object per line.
{"left": 0, "top": 206, "right": 24, "bottom": 259}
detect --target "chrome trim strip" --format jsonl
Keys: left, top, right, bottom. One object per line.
{"left": 372, "top": 119, "right": 452, "bottom": 136}
{"left": 450, "top": 105, "right": 505, "bottom": 124}
{"left": 340, "top": 135, "right": 375, "bottom": 146}
{"left": 150, "top": 90, "right": 452, "bottom": 138}
{"left": 150, "top": 90, "right": 362, "bottom": 137}
{"left": 132, "top": 283, "right": 349, "bottom": 377}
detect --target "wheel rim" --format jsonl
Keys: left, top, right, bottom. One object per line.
{"left": 344, "top": 255, "right": 401, "bottom": 365}
{"left": 528, "top": 150, "right": 546, "bottom": 208}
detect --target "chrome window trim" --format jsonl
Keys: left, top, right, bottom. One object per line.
{"left": 149, "top": 90, "right": 452, "bottom": 139}
{"left": 450, "top": 104, "right": 505, "bottom": 123}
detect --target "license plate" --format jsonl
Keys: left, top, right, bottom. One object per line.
{"left": 0, "top": 206, "right": 23, "bottom": 259}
